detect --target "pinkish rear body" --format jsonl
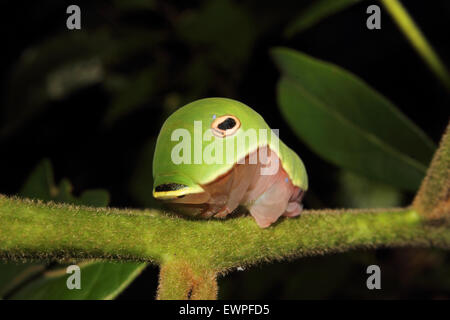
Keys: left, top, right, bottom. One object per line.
{"left": 170, "top": 147, "right": 304, "bottom": 227}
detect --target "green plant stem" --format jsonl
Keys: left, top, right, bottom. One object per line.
{"left": 414, "top": 123, "right": 450, "bottom": 219}
{"left": 157, "top": 260, "right": 217, "bottom": 300}
{"left": 381, "top": 0, "right": 450, "bottom": 91}
{"left": 1, "top": 196, "right": 449, "bottom": 274}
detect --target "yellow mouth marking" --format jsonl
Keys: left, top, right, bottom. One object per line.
{"left": 153, "top": 184, "right": 204, "bottom": 200}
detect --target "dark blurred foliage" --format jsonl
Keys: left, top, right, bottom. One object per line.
{"left": 0, "top": 0, "right": 449, "bottom": 299}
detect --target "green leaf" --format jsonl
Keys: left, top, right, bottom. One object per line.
{"left": 9, "top": 261, "right": 147, "bottom": 300}
{"left": 272, "top": 47, "right": 436, "bottom": 191}
{"left": 0, "top": 32, "right": 109, "bottom": 138}
{"left": 176, "top": 0, "right": 256, "bottom": 67}
{"left": 284, "top": 0, "right": 362, "bottom": 37}
{"left": 0, "top": 28, "right": 162, "bottom": 138}
{"left": 103, "top": 67, "right": 160, "bottom": 126}
{"left": 336, "top": 171, "right": 404, "bottom": 208}
{"left": 19, "top": 159, "right": 55, "bottom": 201}
{"left": 0, "top": 159, "right": 146, "bottom": 300}
{"left": 381, "top": 0, "right": 450, "bottom": 91}
{"left": 0, "top": 263, "right": 44, "bottom": 298}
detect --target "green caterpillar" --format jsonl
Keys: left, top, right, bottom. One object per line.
{"left": 153, "top": 98, "right": 307, "bottom": 227}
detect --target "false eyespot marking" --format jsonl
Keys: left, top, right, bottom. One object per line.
{"left": 211, "top": 114, "right": 240, "bottom": 138}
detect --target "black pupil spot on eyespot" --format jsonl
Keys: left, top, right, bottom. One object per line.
{"left": 218, "top": 117, "right": 236, "bottom": 130}
{"left": 155, "top": 183, "right": 187, "bottom": 192}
